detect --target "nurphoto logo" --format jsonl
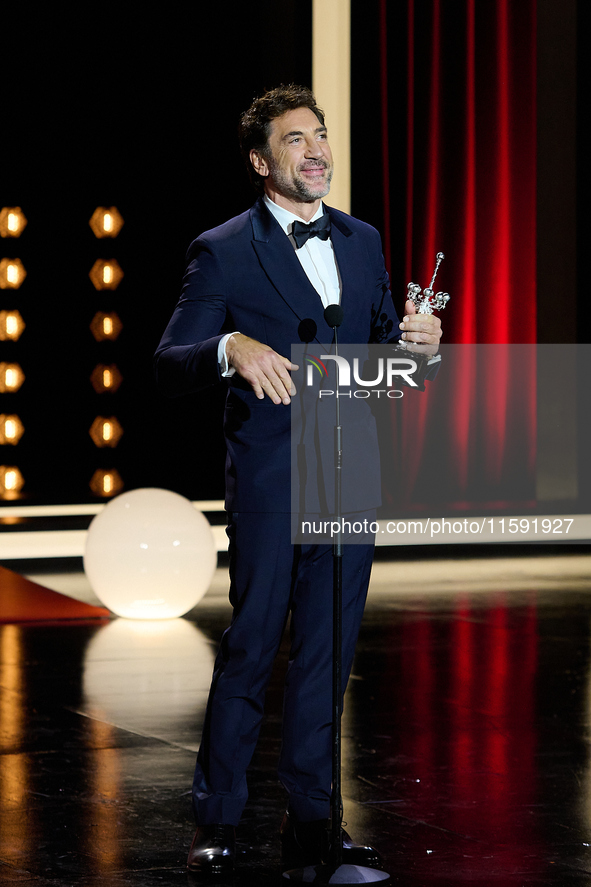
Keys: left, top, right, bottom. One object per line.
{"left": 305, "top": 354, "right": 418, "bottom": 399}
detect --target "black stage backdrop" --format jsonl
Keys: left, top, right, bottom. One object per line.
{"left": 2, "top": 2, "right": 312, "bottom": 503}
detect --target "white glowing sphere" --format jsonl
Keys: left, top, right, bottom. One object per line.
{"left": 84, "top": 488, "right": 216, "bottom": 619}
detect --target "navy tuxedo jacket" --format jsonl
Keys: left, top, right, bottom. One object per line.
{"left": 154, "top": 198, "right": 401, "bottom": 513}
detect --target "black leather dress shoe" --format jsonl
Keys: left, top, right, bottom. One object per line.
{"left": 187, "top": 824, "right": 236, "bottom": 876}
{"left": 280, "top": 810, "right": 382, "bottom": 869}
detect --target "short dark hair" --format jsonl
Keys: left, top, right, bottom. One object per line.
{"left": 238, "top": 84, "right": 325, "bottom": 192}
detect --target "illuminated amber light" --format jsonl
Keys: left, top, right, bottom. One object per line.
{"left": 0, "top": 207, "right": 27, "bottom": 238}
{"left": 90, "top": 363, "right": 123, "bottom": 394}
{"left": 0, "top": 259, "right": 26, "bottom": 289}
{"left": 89, "top": 416, "right": 124, "bottom": 448}
{"left": 89, "top": 206, "right": 124, "bottom": 239}
{"left": 89, "top": 259, "right": 123, "bottom": 290}
{"left": 0, "top": 466, "right": 24, "bottom": 499}
{"left": 0, "top": 310, "right": 25, "bottom": 342}
{"left": 0, "top": 363, "right": 25, "bottom": 393}
{"left": 90, "top": 312, "right": 123, "bottom": 342}
{"left": 89, "top": 468, "right": 124, "bottom": 498}
{"left": 0, "top": 415, "right": 24, "bottom": 445}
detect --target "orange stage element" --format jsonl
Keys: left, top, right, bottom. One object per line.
{"left": 0, "top": 566, "right": 111, "bottom": 623}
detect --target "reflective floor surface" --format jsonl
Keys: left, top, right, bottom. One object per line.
{"left": 2, "top": 550, "right": 591, "bottom": 885}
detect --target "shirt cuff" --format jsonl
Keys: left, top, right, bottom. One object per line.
{"left": 218, "top": 332, "right": 240, "bottom": 377}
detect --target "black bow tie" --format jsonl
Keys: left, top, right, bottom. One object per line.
{"left": 292, "top": 213, "right": 331, "bottom": 249}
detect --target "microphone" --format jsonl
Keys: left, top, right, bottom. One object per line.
{"left": 298, "top": 318, "right": 317, "bottom": 343}
{"left": 324, "top": 304, "right": 344, "bottom": 329}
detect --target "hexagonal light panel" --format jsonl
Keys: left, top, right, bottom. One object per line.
{"left": 0, "top": 258, "right": 26, "bottom": 289}
{"left": 89, "top": 206, "right": 124, "bottom": 238}
{"left": 90, "top": 364, "right": 123, "bottom": 394}
{"left": 0, "top": 465, "right": 24, "bottom": 499}
{"left": 0, "top": 207, "right": 27, "bottom": 238}
{"left": 89, "top": 259, "right": 124, "bottom": 290}
{"left": 89, "top": 468, "right": 124, "bottom": 498}
{"left": 0, "top": 310, "right": 26, "bottom": 341}
{"left": 89, "top": 416, "right": 124, "bottom": 448}
{"left": 90, "top": 312, "right": 123, "bottom": 342}
{"left": 0, "top": 414, "right": 24, "bottom": 445}
{"left": 0, "top": 363, "right": 25, "bottom": 393}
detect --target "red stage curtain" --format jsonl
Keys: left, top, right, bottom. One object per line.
{"left": 374, "top": 0, "right": 538, "bottom": 515}
{"left": 380, "top": 0, "right": 537, "bottom": 346}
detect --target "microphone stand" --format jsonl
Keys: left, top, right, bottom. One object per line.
{"left": 330, "top": 313, "right": 344, "bottom": 872}
{"left": 283, "top": 307, "right": 390, "bottom": 885}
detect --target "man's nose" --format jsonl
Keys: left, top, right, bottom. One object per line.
{"left": 305, "top": 137, "right": 324, "bottom": 157}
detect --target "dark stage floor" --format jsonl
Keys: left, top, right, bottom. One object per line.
{"left": 2, "top": 551, "right": 591, "bottom": 885}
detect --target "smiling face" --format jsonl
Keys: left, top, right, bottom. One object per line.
{"left": 250, "top": 106, "right": 334, "bottom": 219}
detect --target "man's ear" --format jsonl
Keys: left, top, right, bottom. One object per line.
{"left": 250, "top": 149, "right": 269, "bottom": 178}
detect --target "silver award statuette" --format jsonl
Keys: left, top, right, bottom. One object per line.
{"left": 394, "top": 251, "right": 450, "bottom": 390}
{"left": 406, "top": 251, "right": 450, "bottom": 315}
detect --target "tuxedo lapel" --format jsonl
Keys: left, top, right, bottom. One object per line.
{"left": 249, "top": 200, "right": 327, "bottom": 336}
{"left": 249, "top": 199, "right": 371, "bottom": 344}
{"left": 326, "top": 205, "right": 369, "bottom": 340}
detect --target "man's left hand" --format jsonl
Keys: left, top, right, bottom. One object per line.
{"left": 398, "top": 298, "right": 443, "bottom": 351}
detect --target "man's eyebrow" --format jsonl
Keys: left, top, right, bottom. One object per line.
{"left": 281, "top": 126, "right": 328, "bottom": 141}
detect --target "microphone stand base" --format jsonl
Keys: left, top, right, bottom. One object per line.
{"left": 282, "top": 863, "right": 391, "bottom": 883}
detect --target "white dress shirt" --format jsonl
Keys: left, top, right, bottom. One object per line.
{"left": 218, "top": 195, "right": 341, "bottom": 375}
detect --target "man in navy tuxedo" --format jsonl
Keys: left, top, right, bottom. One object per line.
{"left": 155, "top": 85, "right": 442, "bottom": 876}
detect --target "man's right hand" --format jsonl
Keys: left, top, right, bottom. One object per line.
{"left": 226, "top": 334, "right": 299, "bottom": 405}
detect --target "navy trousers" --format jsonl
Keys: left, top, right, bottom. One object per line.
{"left": 192, "top": 511, "right": 375, "bottom": 826}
